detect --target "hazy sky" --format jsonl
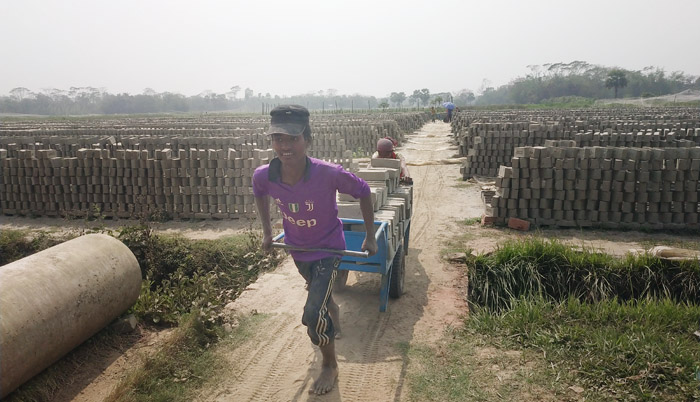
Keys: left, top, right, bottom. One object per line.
{"left": 2, "top": 0, "right": 699, "bottom": 98}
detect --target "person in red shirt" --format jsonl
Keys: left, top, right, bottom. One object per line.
{"left": 375, "top": 137, "right": 412, "bottom": 184}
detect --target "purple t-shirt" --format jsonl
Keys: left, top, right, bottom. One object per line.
{"left": 253, "top": 157, "right": 370, "bottom": 261}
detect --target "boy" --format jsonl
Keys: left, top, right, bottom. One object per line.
{"left": 253, "top": 105, "right": 377, "bottom": 395}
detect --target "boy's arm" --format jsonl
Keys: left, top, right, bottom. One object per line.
{"left": 254, "top": 195, "right": 273, "bottom": 252}
{"left": 359, "top": 195, "right": 378, "bottom": 256}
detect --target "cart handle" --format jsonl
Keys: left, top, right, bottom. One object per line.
{"left": 271, "top": 220, "right": 388, "bottom": 259}
{"left": 270, "top": 244, "right": 369, "bottom": 258}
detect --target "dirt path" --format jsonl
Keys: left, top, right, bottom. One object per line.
{"left": 198, "top": 122, "right": 481, "bottom": 401}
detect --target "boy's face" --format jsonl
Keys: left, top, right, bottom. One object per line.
{"left": 270, "top": 133, "right": 308, "bottom": 164}
{"left": 377, "top": 150, "right": 393, "bottom": 158}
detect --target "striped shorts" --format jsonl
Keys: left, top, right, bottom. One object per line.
{"left": 294, "top": 257, "right": 340, "bottom": 346}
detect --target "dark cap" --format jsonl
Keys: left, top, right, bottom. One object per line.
{"left": 267, "top": 104, "right": 310, "bottom": 136}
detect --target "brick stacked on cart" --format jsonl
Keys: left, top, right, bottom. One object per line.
{"left": 337, "top": 157, "right": 412, "bottom": 264}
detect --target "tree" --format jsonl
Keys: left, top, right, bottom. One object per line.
{"left": 409, "top": 90, "right": 421, "bottom": 107}
{"left": 389, "top": 92, "right": 406, "bottom": 107}
{"left": 454, "top": 89, "right": 475, "bottom": 105}
{"left": 419, "top": 88, "right": 431, "bottom": 107}
{"left": 10, "top": 87, "right": 31, "bottom": 101}
{"left": 378, "top": 101, "right": 389, "bottom": 110}
{"left": 432, "top": 96, "right": 443, "bottom": 106}
{"left": 605, "top": 69, "right": 628, "bottom": 98}
{"left": 244, "top": 88, "right": 254, "bottom": 100}
{"left": 229, "top": 85, "right": 241, "bottom": 99}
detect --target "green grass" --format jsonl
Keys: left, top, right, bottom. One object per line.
{"left": 104, "top": 314, "right": 218, "bottom": 402}
{"left": 440, "top": 237, "right": 477, "bottom": 260}
{"left": 461, "top": 217, "right": 481, "bottom": 226}
{"left": 104, "top": 313, "right": 267, "bottom": 402}
{"left": 0, "top": 229, "right": 73, "bottom": 265}
{"left": 405, "top": 298, "right": 700, "bottom": 401}
{"left": 638, "top": 238, "right": 700, "bottom": 252}
{"left": 469, "top": 237, "right": 700, "bottom": 312}
{"left": 409, "top": 235, "right": 700, "bottom": 400}
{"left": 404, "top": 341, "right": 488, "bottom": 401}
{"left": 404, "top": 325, "right": 569, "bottom": 401}
{"left": 118, "top": 225, "right": 282, "bottom": 325}
{"left": 466, "top": 298, "right": 700, "bottom": 401}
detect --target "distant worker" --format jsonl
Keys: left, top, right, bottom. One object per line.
{"left": 430, "top": 106, "right": 437, "bottom": 122}
{"left": 374, "top": 137, "right": 412, "bottom": 184}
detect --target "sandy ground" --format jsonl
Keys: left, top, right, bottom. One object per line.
{"left": 3, "top": 121, "right": 698, "bottom": 401}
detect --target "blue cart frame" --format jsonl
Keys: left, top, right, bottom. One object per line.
{"left": 272, "top": 217, "right": 411, "bottom": 312}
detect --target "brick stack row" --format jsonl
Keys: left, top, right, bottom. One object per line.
{"left": 485, "top": 145, "right": 700, "bottom": 230}
{"left": 460, "top": 124, "right": 700, "bottom": 179}
{"left": 0, "top": 147, "right": 275, "bottom": 219}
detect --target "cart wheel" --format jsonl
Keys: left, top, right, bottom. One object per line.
{"left": 389, "top": 246, "right": 405, "bottom": 298}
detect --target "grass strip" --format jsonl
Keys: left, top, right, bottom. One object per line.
{"left": 406, "top": 298, "right": 700, "bottom": 401}
{"left": 469, "top": 237, "right": 700, "bottom": 312}
{"left": 104, "top": 314, "right": 218, "bottom": 402}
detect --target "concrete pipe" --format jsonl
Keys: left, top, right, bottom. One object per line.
{"left": 0, "top": 234, "right": 141, "bottom": 398}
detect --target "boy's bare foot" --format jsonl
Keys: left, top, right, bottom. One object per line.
{"left": 311, "top": 365, "right": 338, "bottom": 394}
{"left": 312, "top": 340, "right": 338, "bottom": 394}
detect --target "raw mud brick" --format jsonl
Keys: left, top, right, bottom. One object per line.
{"left": 337, "top": 201, "right": 363, "bottom": 219}
{"left": 378, "top": 203, "right": 405, "bottom": 225}
{"left": 370, "top": 157, "right": 401, "bottom": 170}
{"left": 498, "top": 165, "right": 512, "bottom": 179}
{"left": 376, "top": 208, "right": 398, "bottom": 230}
{"left": 507, "top": 217, "right": 530, "bottom": 231}
{"left": 362, "top": 185, "right": 386, "bottom": 209}
{"left": 385, "top": 197, "right": 406, "bottom": 221}
{"left": 356, "top": 168, "right": 389, "bottom": 181}
{"left": 338, "top": 190, "right": 378, "bottom": 208}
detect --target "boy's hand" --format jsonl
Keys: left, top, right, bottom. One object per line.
{"left": 262, "top": 234, "right": 273, "bottom": 253}
{"left": 362, "top": 236, "right": 378, "bottom": 256}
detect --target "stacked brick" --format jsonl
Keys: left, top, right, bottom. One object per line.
{"left": 0, "top": 112, "right": 427, "bottom": 220}
{"left": 456, "top": 109, "right": 700, "bottom": 179}
{"left": 336, "top": 157, "right": 412, "bottom": 263}
{"left": 485, "top": 145, "right": 700, "bottom": 230}
{"left": 574, "top": 130, "right": 700, "bottom": 148}
{"left": 0, "top": 147, "right": 275, "bottom": 219}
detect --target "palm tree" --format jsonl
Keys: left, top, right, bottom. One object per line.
{"left": 605, "top": 69, "right": 628, "bottom": 98}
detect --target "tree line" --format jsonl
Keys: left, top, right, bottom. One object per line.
{"left": 2, "top": 61, "right": 697, "bottom": 115}
{"left": 475, "top": 61, "right": 699, "bottom": 105}
{"left": 0, "top": 85, "right": 470, "bottom": 116}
